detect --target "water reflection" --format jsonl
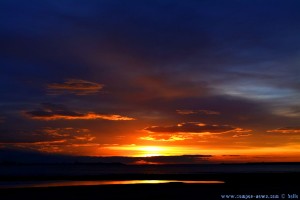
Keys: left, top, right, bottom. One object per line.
{"left": 1, "top": 180, "right": 224, "bottom": 188}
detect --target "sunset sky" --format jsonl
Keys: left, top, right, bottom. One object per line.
{"left": 1, "top": 0, "right": 300, "bottom": 163}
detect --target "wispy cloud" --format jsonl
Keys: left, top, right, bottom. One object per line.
{"left": 0, "top": 127, "right": 94, "bottom": 144}
{"left": 232, "top": 132, "right": 252, "bottom": 138}
{"left": 141, "top": 122, "right": 252, "bottom": 142}
{"left": 139, "top": 134, "right": 192, "bottom": 142}
{"left": 47, "top": 79, "right": 104, "bottom": 95}
{"left": 145, "top": 122, "right": 249, "bottom": 134}
{"left": 267, "top": 127, "right": 300, "bottom": 134}
{"left": 28, "top": 113, "right": 135, "bottom": 121}
{"left": 0, "top": 127, "right": 99, "bottom": 154}
{"left": 176, "top": 109, "right": 220, "bottom": 115}
{"left": 42, "top": 127, "right": 95, "bottom": 141}
{"left": 24, "top": 103, "right": 135, "bottom": 121}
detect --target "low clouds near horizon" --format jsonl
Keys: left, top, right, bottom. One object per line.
{"left": 267, "top": 127, "right": 300, "bottom": 134}
{"left": 144, "top": 122, "right": 251, "bottom": 134}
{"left": 24, "top": 103, "right": 135, "bottom": 121}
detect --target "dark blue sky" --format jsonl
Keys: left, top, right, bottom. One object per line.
{"left": 0, "top": 0, "right": 300, "bottom": 160}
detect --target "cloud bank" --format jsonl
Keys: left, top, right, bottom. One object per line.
{"left": 145, "top": 122, "right": 250, "bottom": 134}
{"left": 24, "top": 103, "right": 135, "bottom": 121}
{"left": 267, "top": 127, "right": 300, "bottom": 134}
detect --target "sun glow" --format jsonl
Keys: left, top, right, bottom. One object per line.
{"left": 137, "top": 146, "right": 167, "bottom": 157}
{"left": 103, "top": 145, "right": 180, "bottom": 157}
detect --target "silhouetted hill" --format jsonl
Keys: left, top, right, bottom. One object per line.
{"left": 0, "top": 148, "right": 124, "bottom": 165}
{"left": 1, "top": 148, "right": 300, "bottom": 166}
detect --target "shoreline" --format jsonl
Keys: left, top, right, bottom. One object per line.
{"left": 0, "top": 180, "right": 299, "bottom": 200}
{"left": 1, "top": 172, "right": 299, "bottom": 199}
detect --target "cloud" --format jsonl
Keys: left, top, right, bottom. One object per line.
{"left": 141, "top": 123, "right": 251, "bottom": 142}
{"left": 0, "top": 127, "right": 94, "bottom": 144}
{"left": 267, "top": 127, "right": 300, "bottom": 134}
{"left": 36, "top": 127, "right": 98, "bottom": 153}
{"left": 232, "top": 132, "right": 252, "bottom": 138}
{"left": 43, "top": 127, "right": 95, "bottom": 141}
{"left": 0, "top": 127, "right": 99, "bottom": 154}
{"left": 47, "top": 79, "right": 104, "bottom": 95}
{"left": 24, "top": 103, "right": 135, "bottom": 121}
{"left": 274, "top": 106, "right": 300, "bottom": 118}
{"left": 28, "top": 113, "right": 135, "bottom": 121}
{"left": 0, "top": 129, "right": 52, "bottom": 144}
{"left": 176, "top": 109, "right": 220, "bottom": 115}
{"left": 144, "top": 122, "right": 248, "bottom": 134}
{"left": 139, "top": 134, "right": 193, "bottom": 142}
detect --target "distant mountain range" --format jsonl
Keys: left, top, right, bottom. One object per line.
{"left": 0, "top": 148, "right": 213, "bottom": 165}
{"left": 0, "top": 148, "right": 123, "bottom": 165}
{"left": 1, "top": 148, "right": 300, "bottom": 165}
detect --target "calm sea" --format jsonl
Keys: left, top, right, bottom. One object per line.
{"left": 1, "top": 164, "right": 300, "bottom": 188}
{"left": 1, "top": 164, "right": 300, "bottom": 177}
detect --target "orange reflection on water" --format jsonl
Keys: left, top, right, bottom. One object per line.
{"left": 100, "top": 180, "right": 224, "bottom": 185}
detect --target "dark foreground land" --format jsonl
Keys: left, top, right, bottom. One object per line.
{"left": 0, "top": 173, "right": 299, "bottom": 200}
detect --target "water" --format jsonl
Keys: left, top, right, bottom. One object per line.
{"left": 0, "top": 180, "right": 225, "bottom": 188}
{"left": 0, "top": 164, "right": 299, "bottom": 189}
{"left": 0, "top": 164, "right": 299, "bottom": 177}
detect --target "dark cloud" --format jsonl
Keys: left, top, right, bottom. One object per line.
{"left": 47, "top": 79, "right": 104, "bottom": 95}
{"left": 0, "top": 127, "right": 99, "bottom": 154}
{"left": 24, "top": 103, "right": 135, "bottom": 121}
{"left": 0, "top": 127, "right": 93, "bottom": 144}
{"left": 0, "top": 129, "right": 50, "bottom": 144}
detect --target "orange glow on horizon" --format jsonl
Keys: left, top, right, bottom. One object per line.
{"left": 99, "top": 143, "right": 300, "bottom": 162}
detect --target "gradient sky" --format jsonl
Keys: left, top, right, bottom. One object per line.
{"left": 1, "top": 0, "right": 300, "bottom": 163}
